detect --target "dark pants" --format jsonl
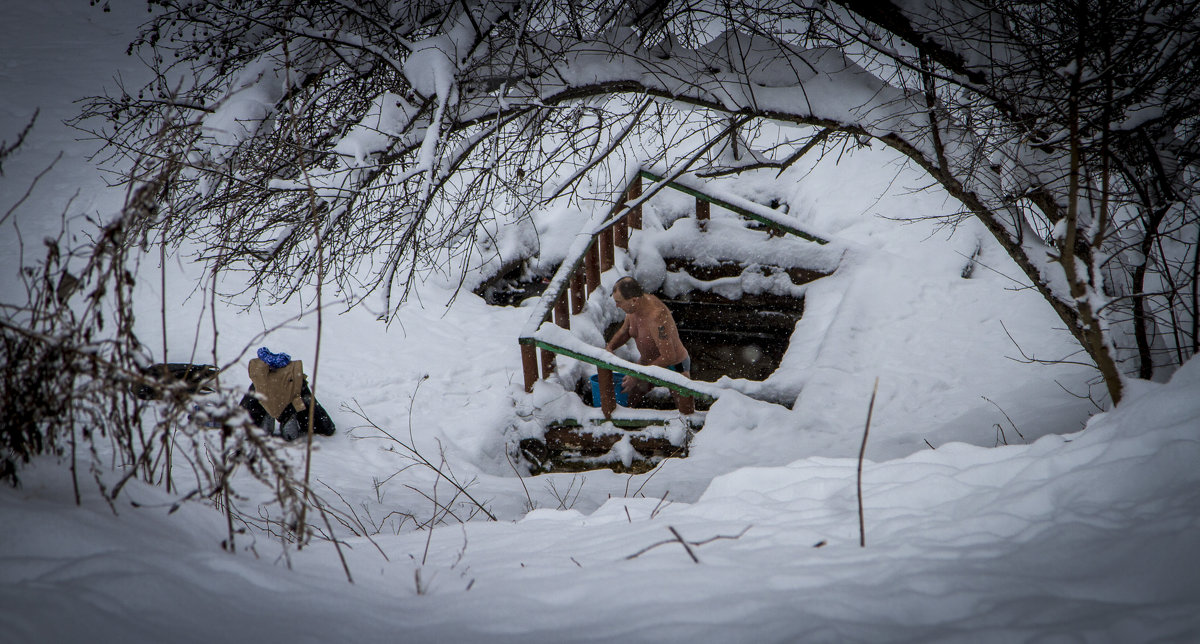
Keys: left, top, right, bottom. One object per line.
{"left": 240, "top": 382, "right": 335, "bottom": 440}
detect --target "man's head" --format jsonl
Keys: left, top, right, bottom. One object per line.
{"left": 612, "top": 277, "right": 644, "bottom": 312}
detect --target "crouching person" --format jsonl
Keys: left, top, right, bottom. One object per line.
{"left": 239, "top": 347, "right": 335, "bottom": 441}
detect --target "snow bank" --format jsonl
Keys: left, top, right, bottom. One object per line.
{"left": 2, "top": 358, "right": 1196, "bottom": 643}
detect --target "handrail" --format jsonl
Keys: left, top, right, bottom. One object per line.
{"left": 517, "top": 194, "right": 631, "bottom": 339}
{"left": 528, "top": 336, "right": 717, "bottom": 402}
{"left": 637, "top": 169, "right": 829, "bottom": 244}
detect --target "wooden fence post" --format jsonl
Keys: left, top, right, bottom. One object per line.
{"left": 597, "top": 367, "right": 616, "bottom": 418}
{"left": 599, "top": 227, "right": 614, "bottom": 272}
{"left": 521, "top": 344, "right": 538, "bottom": 393}
{"left": 628, "top": 175, "right": 642, "bottom": 230}
{"left": 539, "top": 313, "right": 555, "bottom": 378}
{"left": 554, "top": 291, "right": 570, "bottom": 330}
{"left": 677, "top": 394, "right": 695, "bottom": 416}
{"left": 696, "top": 197, "right": 709, "bottom": 226}
{"left": 570, "top": 271, "right": 585, "bottom": 314}
{"left": 540, "top": 346, "right": 555, "bottom": 378}
{"left": 585, "top": 242, "right": 600, "bottom": 293}
{"left": 615, "top": 215, "right": 628, "bottom": 250}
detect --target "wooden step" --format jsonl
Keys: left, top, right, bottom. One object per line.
{"left": 517, "top": 415, "right": 703, "bottom": 474}
{"left": 664, "top": 257, "right": 831, "bottom": 286}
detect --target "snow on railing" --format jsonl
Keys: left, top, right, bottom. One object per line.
{"left": 638, "top": 168, "right": 830, "bottom": 244}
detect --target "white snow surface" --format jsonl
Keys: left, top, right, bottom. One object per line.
{"left": 2, "top": 4, "right": 1199, "bottom": 642}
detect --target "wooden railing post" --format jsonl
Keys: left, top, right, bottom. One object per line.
{"left": 677, "top": 394, "right": 695, "bottom": 415}
{"left": 539, "top": 313, "right": 555, "bottom": 378}
{"left": 627, "top": 175, "right": 642, "bottom": 230}
{"left": 585, "top": 241, "right": 600, "bottom": 293}
{"left": 597, "top": 367, "right": 616, "bottom": 419}
{"left": 540, "top": 346, "right": 555, "bottom": 378}
{"left": 570, "top": 272, "right": 585, "bottom": 314}
{"left": 599, "top": 227, "right": 614, "bottom": 271}
{"left": 521, "top": 344, "right": 538, "bottom": 393}
{"left": 696, "top": 197, "right": 709, "bottom": 227}
{"left": 554, "top": 291, "right": 570, "bottom": 330}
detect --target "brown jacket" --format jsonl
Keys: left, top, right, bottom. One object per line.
{"left": 248, "top": 358, "right": 306, "bottom": 419}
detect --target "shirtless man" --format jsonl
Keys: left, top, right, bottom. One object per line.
{"left": 604, "top": 277, "right": 693, "bottom": 413}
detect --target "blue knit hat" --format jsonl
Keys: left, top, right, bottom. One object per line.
{"left": 257, "top": 347, "right": 291, "bottom": 370}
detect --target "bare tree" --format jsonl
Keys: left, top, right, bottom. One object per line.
{"left": 77, "top": 0, "right": 1199, "bottom": 404}
{"left": 831, "top": 0, "right": 1200, "bottom": 396}
{"left": 1, "top": 147, "right": 310, "bottom": 553}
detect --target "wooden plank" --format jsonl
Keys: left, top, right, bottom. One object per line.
{"left": 663, "top": 257, "right": 832, "bottom": 286}
{"left": 597, "top": 368, "right": 616, "bottom": 418}
{"left": 677, "top": 395, "right": 695, "bottom": 415}
{"left": 627, "top": 175, "right": 642, "bottom": 229}
{"left": 554, "top": 291, "right": 570, "bottom": 330}
{"left": 599, "top": 227, "right": 614, "bottom": 271}
{"left": 585, "top": 243, "right": 600, "bottom": 293}
{"left": 552, "top": 416, "right": 702, "bottom": 430}
{"left": 521, "top": 344, "right": 538, "bottom": 392}
{"left": 570, "top": 272, "right": 585, "bottom": 314}
{"left": 542, "top": 425, "right": 687, "bottom": 455}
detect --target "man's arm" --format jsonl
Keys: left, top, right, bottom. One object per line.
{"left": 605, "top": 317, "right": 631, "bottom": 352}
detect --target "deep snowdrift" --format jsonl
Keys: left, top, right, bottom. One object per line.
{"left": 2, "top": 357, "right": 1196, "bottom": 643}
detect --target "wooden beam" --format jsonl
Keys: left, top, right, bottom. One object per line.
{"left": 570, "top": 272, "right": 585, "bottom": 314}
{"left": 542, "top": 425, "right": 687, "bottom": 455}
{"left": 599, "top": 227, "right": 614, "bottom": 272}
{"left": 521, "top": 344, "right": 538, "bottom": 393}
{"left": 627, "top": 175, "right": 642, "bottom": 229}
{"left": 585, "top": 242, "right": 600, "bottom": 293}
{"left": 597, "top": 367, "right": 616, "bottom": 418}
{"left": 554, "top": 291, "right": 570, "bottom": 330}
{"left": 677, "top": 395, "right": 695, "bottom": 415}
{"left": 540, "top": 347, "right": 555, "bottom": 378}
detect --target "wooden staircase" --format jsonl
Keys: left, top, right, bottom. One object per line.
{"left": 512, "top": 167, "right": 837, "bottom": 473}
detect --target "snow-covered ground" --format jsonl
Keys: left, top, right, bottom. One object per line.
{"left": 2, "top": 4, "right": 1198, "bottom": 642}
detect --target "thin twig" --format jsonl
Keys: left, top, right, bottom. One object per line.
{"left": 0, "top": 152, "right": 59, "bottom": 227}
{"left": 1000, "top": 320, "right": 1096, "bottom": 368}
{"left": 650, "top": 491, "right": 670, "bottom": 520}
{"left": 421, "top": 455, "right": 442, "bottom": 565}
{"left": 668, "top": 526, "right": 700, "bottom": 563}
{"left": 505, "top": 449, "right": 536, "bottom": 511}
{"left": 858, "top": 378, "right": 879, "bottom": 548}
{"left": 310, "top": 490, "right": 354, "bottom": 584}
{"left": 625, "top": 526, "right": 750, "bottom": 561}
{"left": 316, "top": 479, "right": 390, "bottom": 561}
{"left": 982, "top": 396, "right": 1026, "bottom": 442}
{"left": 628, "top": 442, "right": 684, "bottom": 498}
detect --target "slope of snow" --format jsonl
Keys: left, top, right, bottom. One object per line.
{"left": 2, "top": 357, "right": 1196, "bottom": 643}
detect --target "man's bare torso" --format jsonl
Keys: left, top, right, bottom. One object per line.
{"left": 626, "top": 294, "right": 687, "bottom": 366}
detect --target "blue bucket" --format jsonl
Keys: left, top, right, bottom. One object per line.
{"left": 589, "top": 372, "right": 628, "bottom": 407}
